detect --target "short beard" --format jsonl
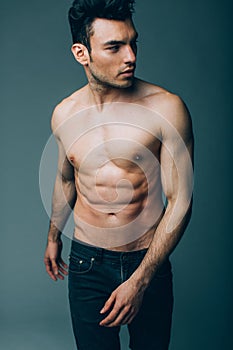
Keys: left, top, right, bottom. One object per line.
{"left": 89, "top": 67, "right": 134, "bottom": 90}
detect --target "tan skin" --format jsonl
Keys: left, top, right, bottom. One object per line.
{"left": 44, "top": 18, "right": 194, "bottom": 327}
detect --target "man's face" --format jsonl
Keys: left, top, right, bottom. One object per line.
{"left": 88, "top": 18, "right": 138, "bottom": 89}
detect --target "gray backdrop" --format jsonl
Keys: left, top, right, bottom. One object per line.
{"left": 1, "top": 0, "right": 232, "bottom": 349}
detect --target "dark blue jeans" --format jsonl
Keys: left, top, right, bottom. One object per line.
{"left": 68, "top": 239, "right": 173, "bottom": 350}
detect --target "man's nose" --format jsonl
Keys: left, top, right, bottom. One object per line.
{"left": 124, "top": 45, "right": 137, "bottom": 64}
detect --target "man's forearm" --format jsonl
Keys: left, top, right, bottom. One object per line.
{"left": 131, "top": 199, "right": 193, "bottom": 290}
{"left": 48, "top": 174, "right": 77, "bottom": 242}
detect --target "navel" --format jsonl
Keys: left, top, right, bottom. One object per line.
{"left": 108, "top": 213, "right": 116, "bottom": 217}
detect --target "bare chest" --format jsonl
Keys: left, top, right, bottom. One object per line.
{"left": 57, "top": 105, "right": 162, "bottom": 172}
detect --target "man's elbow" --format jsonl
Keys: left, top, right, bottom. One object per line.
{"left": 165, "top": 194, "right": 193, "bottom": 233}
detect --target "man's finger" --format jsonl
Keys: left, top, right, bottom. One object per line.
{"left": 104, "top": 311, "right": 129, "bottom": 327}
{"left": 102, "top": 305, "right": 132, "bottom": 327}
{"left": 120, "top": 309, "right": 135, "bottom": 325}
{"left": 58, "top": 265, "right": 68, "bottom": 275}
{"left": 56, "top": 272, "right": 65, "bottom": 280}
{"left": 51, "top": 259, "right": 59, "bottom": 275}
{"left": 100, "top": 294, "right": 115, "bottom": 314}
{"left": 48, "top": 272, "right": 58, "bottom": 281}
{"left": 99, "top": 305, "right": 122, "bottom": 326}
{"left": 44, "top": 261, "right": 57, "bottom": 281}
{"left": 126, "top": 314, "right": 136, "bottom": 325}
{"left": 60, "top": 259, "right": 68, "bottom": 269}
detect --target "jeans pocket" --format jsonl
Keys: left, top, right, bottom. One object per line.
{"left": 69, "top": 255, "right": 95, "bottom": 275}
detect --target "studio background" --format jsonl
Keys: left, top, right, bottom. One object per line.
{"left": 1, "top": 0, "right": 232, "bottom": 349}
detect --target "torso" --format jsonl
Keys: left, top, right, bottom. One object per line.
{"left": 54, "top": 79, "right": 172, "bottom": 251}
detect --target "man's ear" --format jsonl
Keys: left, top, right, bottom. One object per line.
{"left": 71, "top": 43, "right": 90, "bottom": 66}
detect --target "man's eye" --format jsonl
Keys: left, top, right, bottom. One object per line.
{"left": 107, "top": 46, "right": 120, "bottom": 51}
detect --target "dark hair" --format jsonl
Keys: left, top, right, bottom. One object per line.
{"left": 68, "top": 0, "right": 135, "bottom": 51}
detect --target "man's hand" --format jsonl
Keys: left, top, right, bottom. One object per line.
{"left": 44, "top": 239, "right": 68, "bottom": 281}
{"left": 99, "top": 279, "right": 145, "bottom": 327}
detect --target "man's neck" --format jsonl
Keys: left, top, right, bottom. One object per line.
{"left": 86, "top": 78, "right": 137, "bottom": 110}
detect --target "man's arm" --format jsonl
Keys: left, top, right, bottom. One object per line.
{"left": 99, "top": 94, "right": 194, "bottom": 326}
{"left": 131, "top": 94, "right": 194, "bottom": 287}
{"left": 44, "top": 109, "right": 77, "bottom": 281}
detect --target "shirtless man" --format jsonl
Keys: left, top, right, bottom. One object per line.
{"left": 44, "top": 1, "right": 194, "bottom": 349}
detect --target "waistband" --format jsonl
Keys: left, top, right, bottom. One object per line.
{"left": 70, "top": 238, "right": 148, "bottom": 263}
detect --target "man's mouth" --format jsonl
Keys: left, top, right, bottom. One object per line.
{"left": 119, "top": 68, "right": 135, "bottom": 76}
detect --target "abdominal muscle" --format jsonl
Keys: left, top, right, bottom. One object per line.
{"left": 72, "top": 163, "right": 165, "bottom": 251}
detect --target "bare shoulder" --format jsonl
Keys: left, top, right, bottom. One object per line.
{"left": 51, "top": 85, "right": 88, "bottom": 135}
{"left": 136, "top": 80, "right": 193, "bottom": 141}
